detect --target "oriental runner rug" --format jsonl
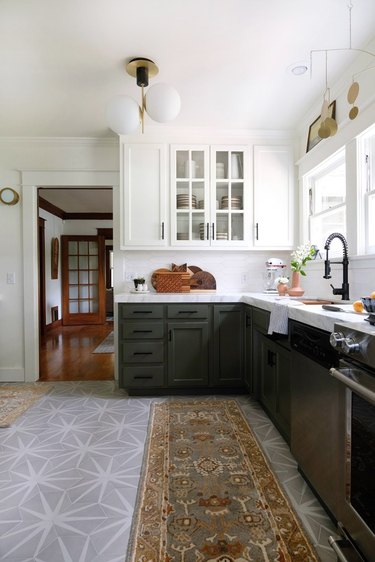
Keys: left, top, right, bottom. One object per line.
{"left": 0, "top": 383, "right": 51, "bottom": 427}
{"left": 126, "top": 399, "right": 319, "bottom": 562}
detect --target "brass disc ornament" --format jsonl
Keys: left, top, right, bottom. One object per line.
{"left": 349, "top": 106, "right": 359, "bottom": 120}
{"left": 347, "top": 81, "right": 359, "bottom": 104}
{"left": 318, "top": 123, "right": 331, "bottom": 138}
{"left": 325, "top": 117, "right": 338, "bottom": 136}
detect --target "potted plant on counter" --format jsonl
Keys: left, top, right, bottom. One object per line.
{"left": 289, "top": 242, "right": 315, "bottom": 296}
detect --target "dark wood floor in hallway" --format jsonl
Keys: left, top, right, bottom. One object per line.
{"left": 39, "top": 321, "right": 114, "bottom": 381}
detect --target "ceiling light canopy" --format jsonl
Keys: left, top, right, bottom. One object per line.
{"left": 107, "top": 57, "right": 181, "bottom": 135}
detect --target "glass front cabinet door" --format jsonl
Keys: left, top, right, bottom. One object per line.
{"left": 171, "top": 146, "right": 210, "bottom": 246}
{"left": 171, "top": 145, "right": 249, "bottom": 247}
{"left": 211, "top": 146, "right": 248, "bottom": 246}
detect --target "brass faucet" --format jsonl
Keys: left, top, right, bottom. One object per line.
{"left": 323, "top": 233, "right": 350, "bottom": 300}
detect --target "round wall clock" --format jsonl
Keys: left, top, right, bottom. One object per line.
{"left": 0, "top": 187, "right": 20, "bottom": 205}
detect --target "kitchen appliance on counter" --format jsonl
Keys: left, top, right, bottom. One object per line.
{"left": 263, "top": 258, "right": 286, "bottom": 293}
{"left": 328, "top": 324, "right": 375, "bottom": 562}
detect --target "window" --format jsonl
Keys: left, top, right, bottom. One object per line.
{"left": 305, "top": 150, "right": 346, "bottom": 255}
{"left": 359, "top": 124, "right": 375, "bottom": 254}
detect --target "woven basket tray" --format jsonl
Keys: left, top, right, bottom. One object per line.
{"left": 156, "top": 272, "right": 190, "bottom": 293}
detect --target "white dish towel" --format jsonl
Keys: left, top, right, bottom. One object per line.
{"left": 268, "top": 302, "right": 289, "bottom": 335}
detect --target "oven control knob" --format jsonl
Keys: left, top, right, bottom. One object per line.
{"left": 330, "top": 332, "right": 345, "bottom": 348}
{"left": 342, "top": 337, "right": 361, "bottom": 354}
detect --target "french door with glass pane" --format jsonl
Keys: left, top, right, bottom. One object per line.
{"left": 61, "top": 235, "right": 105, "bottom": 325}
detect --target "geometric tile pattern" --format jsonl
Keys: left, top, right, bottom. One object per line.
{"left": 0, "top": 382, "right": 337, "bottom": 561}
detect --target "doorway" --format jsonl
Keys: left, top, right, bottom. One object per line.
{"left": 37, "top": 185, "right": 115, "bottom": 381}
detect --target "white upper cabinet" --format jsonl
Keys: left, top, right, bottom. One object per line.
{"left": 253, "top": 145, "right": 294, "bottom": 249}
{"left": 121, "top": 143, "right": 168, "bottom": 248}
{"left": 170, "top": 144, "right": 250, "bottom": 247}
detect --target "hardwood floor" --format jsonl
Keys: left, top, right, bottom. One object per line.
{"left": 39, "top": 321, "right": 114, "bottom": 381}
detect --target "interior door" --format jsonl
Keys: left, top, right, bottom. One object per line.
{"left": 61, "top": 235, "right": 105, "bottom": 325}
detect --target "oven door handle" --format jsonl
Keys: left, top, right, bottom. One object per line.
{"left": 330, "top": 367, "right": 375, "bottom": 404}
{"left": 328, "top": 536, "right": 352, "bottom": 562}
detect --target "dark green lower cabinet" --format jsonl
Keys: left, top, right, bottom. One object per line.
{"left": 118, "top": 302, "right": 247, "bottom": 394}
{"left": 256, "top": 330, "right": 291, "bottom": 442}
{"left": 212, "top": 304, "right": 244, "bottom": 387}
{"left": 167, "top": 322, "right": 209, "bottom": 387}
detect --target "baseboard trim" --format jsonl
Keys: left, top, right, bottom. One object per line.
{"left": 46, "top": 319, "right": 62, "bottom": 332}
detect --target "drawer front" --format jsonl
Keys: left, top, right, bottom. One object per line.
{"left": 122, "top": 341, "right": 164, "bottom": 363}
{"left": 121, "top": 322, "right": 164, "bottom": 340}
{"left": 121, "top": 365, "right": 164, "bottom": 388}
{"left": 167, "top": 304, "right": 209, "bottom": 319}
{"left": 120, "top": 304, "right": 164, "bottom": 319}
{"left": 252, "top": 306, "right": 270, "bottom": 332}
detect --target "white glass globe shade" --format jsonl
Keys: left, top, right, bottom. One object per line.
{"left": 145, "top": 83, "right": 181, "bottom": 123}
{"left": 107, "top": 95, "right": 140, "bottom": 134}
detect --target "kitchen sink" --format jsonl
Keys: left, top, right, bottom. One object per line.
{"left": 296, "top": 298, "right": 336, "bottom": 305}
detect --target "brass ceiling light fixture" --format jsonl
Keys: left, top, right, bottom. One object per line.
{"left": 309, "top": 1, "right": 375, "bottom": 138}
{"left": 107, "top": 57, "right": 181, "bottom": 135}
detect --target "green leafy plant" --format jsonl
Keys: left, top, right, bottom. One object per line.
{"left": 291, "top": 242, "right": 315, "bottom": 276}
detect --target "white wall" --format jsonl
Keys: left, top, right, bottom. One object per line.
{"left": 0, "top": 138, "right": 118, "bottom": 382}
{"left": 39, "top": 209, "right": 64, "bottom": 323}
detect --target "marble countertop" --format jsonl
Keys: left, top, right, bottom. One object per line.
{"left": 115, "top": 291, "right": 373, "bottom": 334}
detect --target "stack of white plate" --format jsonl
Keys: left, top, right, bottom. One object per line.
{"left": 177, "top": 194, "right": 197, "bottom": 209}
{"left": 216, "top": 162, "right": 225, "bottom": 179}
{"left": 221, "top": 196, "right": 242, "bottom": 209}
{"left": 199, "top": 223, "right": 206, "bottom": 240}
{"left": 177, "top": 232, "right": 189, "bottom": 240}
{"left": 198, "top": 200, "right": 205, "bottom": 209}
{"left": 216, "top": 232, "right": 228, "bottom": 240}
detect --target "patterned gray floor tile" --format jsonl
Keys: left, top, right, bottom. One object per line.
{"left": 0, "top": 382, "right": 339, "bottom": 561}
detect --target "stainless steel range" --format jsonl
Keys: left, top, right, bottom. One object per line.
{"left": 329, "top": 323, "right": 375, "bottom": 562}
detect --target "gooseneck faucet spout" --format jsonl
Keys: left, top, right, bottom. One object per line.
{"left": 323, "top": 232, "right": 350, "bottom": 300}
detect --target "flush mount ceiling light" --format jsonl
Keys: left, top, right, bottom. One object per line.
{"left": 107, "top": 57, "right": 181, "bottom": 135}
{"left": 309, "top": 1, "right": 375, "bottom": 139}
{"left": 287, "top": 62, "right": 309, "bottom": 76}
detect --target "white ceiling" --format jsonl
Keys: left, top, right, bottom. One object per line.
{"left": 1, "top": 0, "right": 375, "bottom": 138}
{"left": 39, "top": 188, "right": 113, "bottom": 213}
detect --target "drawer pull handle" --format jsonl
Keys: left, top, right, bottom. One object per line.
{"left": 178, "top": 310, "right": 198, "bottom": 314}
{"left": 133, "top": 352, "right": 153, "bottom": 356}
{"left": 134, "top": 375, "right": 153, "bottom": 380}
{"left": 133, "top": 310, "right": 153, "bottom": 314}
{"left": 133, "top": 330, "right": 153, "bottom": 333}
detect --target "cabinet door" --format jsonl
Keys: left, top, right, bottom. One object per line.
{"left": 253, "top": 145, "right": 294, "bottom": 248}
{"left": 167, "top": 322, "right": 209, "bottom": 387}
{"left": 259, "top": 335, "right": 277, "bottom": 414}
{"left": 212, "top": 305, "right": 244, "bottom": 386}
{"left": 171, "top": 146, "right": 210, "bottom": 246}
{"left": 211, "top": 146, "right": 250, "bottom": 246}
{"left": 244, "top": 306, "right": 253, "bottom": 392}
{"left": 121, "top": 143, "right": 167, "bottom": 247}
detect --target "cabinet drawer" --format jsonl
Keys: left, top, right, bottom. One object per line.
{"left": 121, "top": 322, "right": 164, "bottom": 340}
{"left": 122, "top": 341, "right": 164, "bottom": 363}
{"left": 122, "top": 365, "right": 164, "bottom": 388}
{"left": 120, "top": 304, "right": 164, "bottom": 319}
{"left": 167, "top": 304, "right": 209, "bottom": 319}
{"left": 252, "top": 306, "right": 270, "bottom": 332}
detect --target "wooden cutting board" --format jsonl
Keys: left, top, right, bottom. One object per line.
{"left": 190, "top": 271, "right": 216, "bottom": 290}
